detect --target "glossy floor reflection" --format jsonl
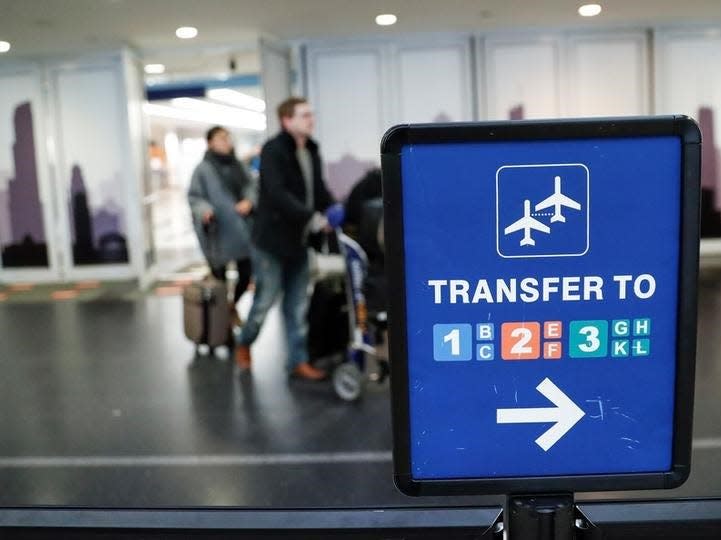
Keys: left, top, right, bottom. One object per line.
{"left": 0, "top": 271, "right": 720, "bottom": 507}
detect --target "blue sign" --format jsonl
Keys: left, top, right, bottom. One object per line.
{"left": 400, "top": 136, "right": 683, "bottom": 481}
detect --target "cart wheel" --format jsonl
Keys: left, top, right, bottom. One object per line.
{"left": 333, "top": 362, "right": 364, "bottom": 401}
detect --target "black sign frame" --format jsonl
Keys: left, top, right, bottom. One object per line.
{"left": 380, "top": 116, "right": 701, "bottom": 496}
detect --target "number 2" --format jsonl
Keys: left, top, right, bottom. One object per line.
{"left": 501, "top": 322, "right": 540, "bottom": 360}
{"left": 510, "top": 328, "right": 532, "bottom": 355}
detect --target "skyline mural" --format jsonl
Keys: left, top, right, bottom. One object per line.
{"left": 69, "top": 164, "right": 128, "bottom": 265}
{"left": 56, "top": 68, "right": 131, "bottom": 266}
{"left": 326, "top": 153, "right": 377, "bottom": 202}
{"left": 0, "top": 102, "right": 49, "bottom": 268}
{"left": 509, "top": 104, "right": 525, "bottom": 120}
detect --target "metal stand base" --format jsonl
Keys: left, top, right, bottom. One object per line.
{"left": 491, "top": 494, "right": 601, "bottom": 540}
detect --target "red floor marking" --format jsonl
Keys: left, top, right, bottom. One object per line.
{"left": 51, "top": 290, "right": 79, "bottom": 300}
{"left": 75, "top": 280, "right": 101, "bottom": 290}
{"left": 9, "top": 283, "right": 34, "bottom": 292}
{"left": 155, "top": 286, "right": 182, "bottom": 296}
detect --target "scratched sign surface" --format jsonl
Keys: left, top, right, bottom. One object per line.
{"left": 401, "top": 137, "right": 681, "bottom": 479}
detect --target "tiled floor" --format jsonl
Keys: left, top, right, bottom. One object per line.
{"left": 0, "top": 272, "right": 719, "bottom": 509}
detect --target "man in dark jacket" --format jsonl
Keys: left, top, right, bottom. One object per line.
{"left": 236, "top": 97, "right": 334, "bottom": 380}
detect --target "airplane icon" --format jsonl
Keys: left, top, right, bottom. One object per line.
{"left": 504, "top": 199, "right": 551, "bottom": 247}
{"left": 535, "top": 176, "right": 582, "bottom": 223}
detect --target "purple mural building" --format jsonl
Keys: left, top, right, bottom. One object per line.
{"left": 9, "top": 103, "right": 45, "bottom": 244}
{"left": 0, "top": 185, "right": 10, "bottom": 246}
{"left": 70, "top": 164, "right": 95, "bottom": 262}
{"left": 69, "top": 164, "right": 128, "bottom": 265}
{"left": 1, "top": 102, "right": 48, "bottom": 267}
{"left": 698, "top": 106, "right": 721, "bottom": 237}
{"left": 326, "top": 154, "right": 378, "bottom": 201}
{"left": 433, "top": 112, "right": 453, "bottom": 123}
{"left": 94, "top": 204, "right": 121, "bottom": 247}
{"left": 509, "top": 104, "right": 525, "bottom": 120}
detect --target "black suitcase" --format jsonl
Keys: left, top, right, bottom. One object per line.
{"left": 307, "top": 277, "right": 349, "bottom": 362}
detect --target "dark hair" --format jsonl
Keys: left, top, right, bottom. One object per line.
{"left": 206, "top": 126, "right": 228, "bottom": 142}
{"left": 277, "top": 97, "right": 308, "bottom": 124}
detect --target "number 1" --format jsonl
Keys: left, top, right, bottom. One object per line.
{"left": 444, "top": 328, "right": 460, "bottom": 356}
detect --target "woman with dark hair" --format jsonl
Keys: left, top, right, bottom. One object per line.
{"left": 188, "top": 126, "right": 256, "bottom": 326}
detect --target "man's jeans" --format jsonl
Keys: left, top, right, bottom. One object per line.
{"left": 238, "top": 247, "right": 310, "bottom": 371}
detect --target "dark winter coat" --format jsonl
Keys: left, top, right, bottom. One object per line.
{"left": 253, "top": 131, "right": 334, "bottom": 258}
{"left": 188, "top": 151, "right": 257, "bottom": 266}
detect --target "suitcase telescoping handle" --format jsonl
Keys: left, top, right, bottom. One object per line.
{"left": 201, "top": 219, "right": 222, "bottom": 304}
{"left": 203, "top": 218, "right": 221, "bottom": 272}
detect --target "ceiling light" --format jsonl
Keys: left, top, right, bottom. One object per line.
{"left": 175, "top": 26, "right": 198, "bottom": 39}
{"left": 578, "top": 4, "right": 602, "bottom": 17}
{"left": 160, "top": 99, "right": 266, "bottom": 131}
{"left": 144, "top": 102, "right": 266, "bottom": 131}
{"left": 207, "top": 89, "right": 266, "bottom": 112}
{"left": 0, "top": 41, "right": 10, "bottom": 53}
{"left": 144, "top": 64, "right": 165, "bottom": 75}
{"left": 375, "top": 14, "right": 397, "bottom": 26}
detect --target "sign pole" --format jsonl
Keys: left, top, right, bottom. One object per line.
{"left": 490, "top": 494, "right": 601, "bottom": 540}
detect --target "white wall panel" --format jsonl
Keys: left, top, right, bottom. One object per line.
{"left": 261, "top": 40, "right": 292, "bottom": 137}
{"left": 656, "top": 29, "right": 721, "bottom": 245}
{"left": 396, "top": 43, "right": 471, "bottom": 123}
{"left": 121, "top": 50, "right": 152, "bottom": 283}
{"left": 565, "top": 33, "right": 649, "bottom": 117}
{"left": 53, "top": 64, "right": 133, "bottom": 272}
{"left": 307, "top": 47, "right": 385, "bottom": 200}
{"left": 656, "top": 33, "right": 721, "bottom": 121}
{"left": 485, "top": 38, "right": 560, "bottom": 120}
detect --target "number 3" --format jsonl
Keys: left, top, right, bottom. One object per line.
{"left": 578, "top": 325, "right": 600, "bottom": 352}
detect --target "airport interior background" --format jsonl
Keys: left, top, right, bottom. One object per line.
{"left": 2, "top": 0, "right": 721, "bottom": 536}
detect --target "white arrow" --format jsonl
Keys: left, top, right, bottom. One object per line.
{"left": 496, "top": 378, "right": 585, "bottom": 452}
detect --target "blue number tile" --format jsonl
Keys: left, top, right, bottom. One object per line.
{"left": 632, "top": 339, "right": 650, "bottom": 357}
{"left": 433, "top": 324, "right": 472, "bottom": 361}
{"left": 477, "top": 343, "right": 494, "bottom": 361}
{"left": 611, "top": 319, "right": 630, "bottom": 337}
{"left": 611, "top": 339, "right": 630, "bottom": 357}
{"left": 476, "top": 323, "right": 494, "bottom": 341}
{"left": 633, "top": 318, "right": 651, "bottom": 336}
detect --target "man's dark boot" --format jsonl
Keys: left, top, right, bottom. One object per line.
{"left": 235, "top": 345, "right": 251, "bottom": 371}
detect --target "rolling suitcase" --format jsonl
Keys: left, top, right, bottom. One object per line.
{"left": 183, "top": 220, "right": 231, "bottom": 354}
{"left": 183, "top": 277, "right": 230, "bottom": 353}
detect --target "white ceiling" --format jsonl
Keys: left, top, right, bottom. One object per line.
{"left": 1, "top": 0, "right": 720, "bottom": 60}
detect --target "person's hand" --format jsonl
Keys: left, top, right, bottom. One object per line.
{"left": 309, "top": 212, "right": 329, "bottom": 233}
{"left": 202, "top": 210, "right": 214, "bottom": 224}
{"left": 325, "top": 203, "right": 345, "bottom": 229}
{"left": 235, "top": 199, "right": 253, "bottom": 216}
